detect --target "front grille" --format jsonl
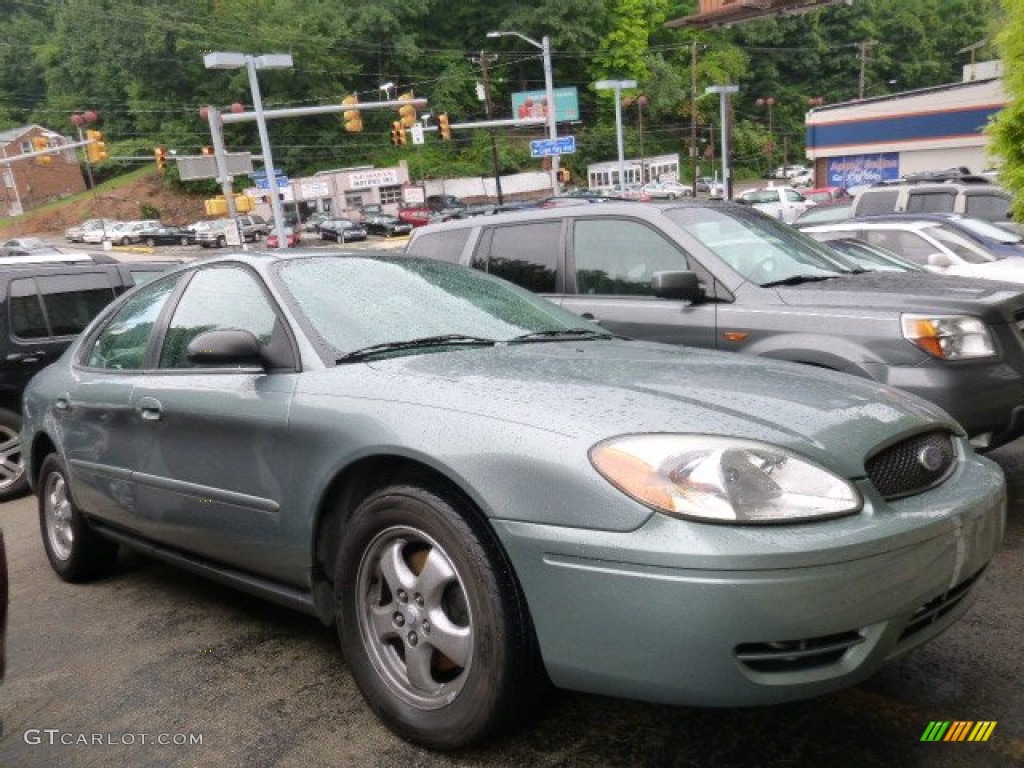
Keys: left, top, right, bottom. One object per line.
{"left": 899, "top": 568, "right": 985, "bottom": 643}
{"left": 865, "top": 430, "right": 956, "bottom": 500}
{"left": 735, "top": 631, "right": 865, "bottom": 673}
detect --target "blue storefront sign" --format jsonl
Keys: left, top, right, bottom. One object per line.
{"left": 825, "top": 153, "right": 900, "bottom": 189}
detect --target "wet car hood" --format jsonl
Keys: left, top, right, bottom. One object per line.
{"left": 302, "top": 339, "right": 959, "bottom": 476}
{"left": 774, "top": 271, "right": 1024, "bottom": 319}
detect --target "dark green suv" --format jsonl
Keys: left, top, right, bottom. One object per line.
{"left": 0, "top": 260, "right": 169, "bottom": 501}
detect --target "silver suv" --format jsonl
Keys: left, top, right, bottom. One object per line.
{"left": 852, "top": 180, "right": 1011, "bottom": 223}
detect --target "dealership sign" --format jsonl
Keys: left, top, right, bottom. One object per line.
{"left": 348, "top": 169, "right": 400, "bottom": 189}
{"left": 826, "top": 153, "right": 900, "bottom": 190}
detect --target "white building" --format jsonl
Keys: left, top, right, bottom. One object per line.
{"left": 805, "top": 61, "right": 1006, "bottom": 188}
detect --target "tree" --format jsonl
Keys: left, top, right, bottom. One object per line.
{"left": 990, "top": 0, "right": 1024, "bottom": 217}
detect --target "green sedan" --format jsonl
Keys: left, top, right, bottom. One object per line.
{"left": 21, "top": 252, "right": 1004, "bottom": 750}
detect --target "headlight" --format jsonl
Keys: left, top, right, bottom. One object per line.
{"left": 590, "top": 435, "right": 861, "bottom": 524}
{"left": 901, "top": 314, "right": 995, "bottom": 359}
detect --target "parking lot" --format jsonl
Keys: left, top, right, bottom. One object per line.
{"left": 1, "top": 438, "right": 1022, "bottom": 768}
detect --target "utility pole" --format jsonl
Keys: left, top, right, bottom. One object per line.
{"left": 476, "top": 50, "right": 504, "bottom": 203}
{"left": 690, "top": 41, "right": 698, "bottom": 197}
{"left": 857, "top": 40, "right": 877, "bottom": 99}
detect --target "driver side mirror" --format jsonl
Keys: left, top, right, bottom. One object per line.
{"left": 186, "top": 328, "right": 266, "bottom": 367}
{"left": 651, "top": 270, "right": 703, "bottom": 302}
{"left": 927, "top": 252, "right": 953, "bottom": 268}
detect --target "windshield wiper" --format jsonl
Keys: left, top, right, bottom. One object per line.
{"left": 760, "top": 274, "right": 842, "bottom": 287}
{"left": 337, "top": 334, "right": 496, "bottom": 363}
{"left": 510, "top": 328, "right": 615, "bottom": 343}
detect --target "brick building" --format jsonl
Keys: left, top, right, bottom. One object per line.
{"left": 0, "top": 125, "right": 87, "bottom": 217}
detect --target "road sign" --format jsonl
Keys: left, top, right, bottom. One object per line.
{"left": 410, "top": 124, "right": 425, "bottom": 145}
{"left": 253, "top": 170, "right": 289, "bottom": 190}
{"left": 530, "top": 136, "right": 576, "bottom": 158}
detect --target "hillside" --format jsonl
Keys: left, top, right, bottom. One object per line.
{"left": 1, "top": 172, "right": 208, "bottom": 239}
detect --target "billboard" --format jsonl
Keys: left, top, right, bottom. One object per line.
{"left": 825, "top": 153, "right": 899, "bottom": 189}
{"left": 510, "top": 87, "right": 579, "bottom": 124}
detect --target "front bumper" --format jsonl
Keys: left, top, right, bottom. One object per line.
{"left": 493, "top": 453, "right": 1005, "bottom": 707}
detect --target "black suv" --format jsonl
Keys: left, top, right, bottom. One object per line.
{"left": 406, "top": 201, "right": 1024, "bottom": 451}
{"left": 0, "top": 261, "right": 169, "bottom": 501}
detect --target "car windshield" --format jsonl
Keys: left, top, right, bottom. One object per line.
{"left": 664, "top": 206, "right": 850, "bottom": 285}
{"left": 955, "top": 217, "right": 1023, "bottom": 244}
{"left": 925, "top": 224, "right": 1000, "bottom": 263}
{"left": 276, "top": 256, "right": 606, "bottom": 360}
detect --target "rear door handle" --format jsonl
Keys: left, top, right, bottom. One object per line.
{"left": 54, "top": 394, "right": 71, "bottom": 412}
{"left": 581, "top": 313, "right": 602, "bottom": 324}
{"left": 137, "top": 396, "right": 163, "bottom": 422}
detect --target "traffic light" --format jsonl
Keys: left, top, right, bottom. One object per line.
{"left": 154, "top": 146, "right": 167, "bottom": 172}
{"left": 391, "top": 121, "right": 406, "bottom": 147}
{"left": 201, "top": 146, "right": 214, "bottom": 156}
{"left": 397, "top": 92, "right": 417, "bottom": 129}
{"left": 85, "top": 130, "right": 108, "bottom": 163}
{"left": 438, "top": 113, "right": 451, "bottom": 141}
{"left": 234, "top": 194, "right": 254, "bottom": 213}
{"left": 558, "top": 168, "right": 571, "bottom": 183}
{"left": 31, "top": 135, "right": 51, "bottom": 164}
{"left": 342, "top": 93, "right": 363, "bottom": 133}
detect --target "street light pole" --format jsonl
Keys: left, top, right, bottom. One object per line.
{"left": 487, "top": 31, "right": 559, "bottom": 194}
{"left": 706, "top": 84, "right": 739, "bottom": 200}
{"left": 205, "top": 51, "right": 293, "bottom": 248}
{"left": 596, "top": 79, "right": 637, "bottom": 191}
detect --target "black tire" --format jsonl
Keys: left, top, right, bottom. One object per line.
{"left": 216, "top": 235, "right": 226, "bottom": 248}
{"left": 0, "top": 408, "right": 28, "bottom": 502}
{"left": 37, "top": 454, "right": 118, "bottom": 582}
{"left": 336, "top": 484, "right": 541, "bottom": 750}
{"left": 180, "top": 236, "right": 190, "bottom": 246}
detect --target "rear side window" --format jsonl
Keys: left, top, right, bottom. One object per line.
{"left": 855, "top": 189, "right": 899, "bottom": 215}
{"left": 861, "top": 230, "right": 933, "bottom": 265}
{"left": 473, "top": 222, "right": 559, "bottom": 292}
{"left": 906, "top": 189, "right": 956, "bottom": 213}
{"left": 964, "top": 193, "right": 1010, "bottom": 220}
{"left": 8, "top": 273, "right": 117, "bottom": 340}
{"left": 407, "top": 229, "right": 472, "bottom": 264}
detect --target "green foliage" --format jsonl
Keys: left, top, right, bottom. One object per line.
{"left": 0, "top": 0, "right": 1008, "bottom": 188}
{"left": 990, "top": 0, "right": 1024, "bottom": 217}
{"left": 140, "top": 202, "right": 161, "bottom": 220}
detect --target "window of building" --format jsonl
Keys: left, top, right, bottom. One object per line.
{"left": 379, "top": 185, "right": 403, "bottom": 205}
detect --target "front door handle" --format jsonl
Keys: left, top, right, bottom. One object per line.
{"left": 580, "top": 313, "right": 602, "bottom": 325}
{"left": 137, "top": 396, "right": 163, "bottom": 422}
{"left": 54, "top": 394, "right": 71, "bottom": 412}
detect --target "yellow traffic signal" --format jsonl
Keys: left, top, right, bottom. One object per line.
{"left": 204, "top": 197, "right": 228, "bottom": 216}
{"left": 154, "top": 146, "right": 167, "bottom": 172}
{"left": 234, "top": 194, "right": 254, "bottom": 213}
{"left": 342, "top": 93, "right": 363, "bottom": 133}
{"left": 85, "top": 130, "right": 108, "bottom": 163}
{"left": 438, "top": 113, "right": 451, "bottom": 141}
{"left": 32, "top": 135, "right": 52, "bottom": 164}
{"left": 391, "top": 121, "right": 406, "bottom": 147}
{"left": 397, "top": 92, "right": 417, "bottom": 129}
{"left": 558, "top": 167, "right": 571, "bottom": 183}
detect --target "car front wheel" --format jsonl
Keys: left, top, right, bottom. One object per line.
{"left": 145, "top": 237, "right": 156, "bottom": 247}
{"left": 336, "top": 484, "right": 542, "bottom": 750}
{"left": 38, "top": 454, "right": 118, "bottom": 582}
{"left": 0, "top": 408, "right": 28, "bottom": 502}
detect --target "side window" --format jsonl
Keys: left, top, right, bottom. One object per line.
{"left": 573, "top": 218, "right": 690, "bottom": 296}
{"left": 407, "top": 229, "right": 472, "bottom": 264}
{"left": 86, "top": 277, "right": 179, "bottom": 370}
{"left": 906, "top": 190, "right": 956, "bottom": 213}
{"left": 964, "top": 194, "right": 1010, "bottom": 220}
{"left": 9, "top": 274, "right": 118, "bottom": 340}
{"left": 862, "top": 230, "right": 932, "bottom": 265}
{"left": 477, "top": 222, "right": 559, "bottom": 293}
{"left": 784, "top": 189, "right": 804, "bottom": 202}
{"left": 159, "top": 266, "right": 278, "bottom": 369}
{"left": 855, "top": 189, "right": 899, "bottom": 216}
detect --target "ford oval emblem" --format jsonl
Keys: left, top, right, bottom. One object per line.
{"left": 917, "top": 445, "right": 945, "bottom": 473}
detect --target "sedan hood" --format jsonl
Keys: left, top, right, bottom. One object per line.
{"left": 774, "top": 271, "right": 1024, "bottom": 319}
{"left": 311, "top": 340, "right": 959, "bottom": 475}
